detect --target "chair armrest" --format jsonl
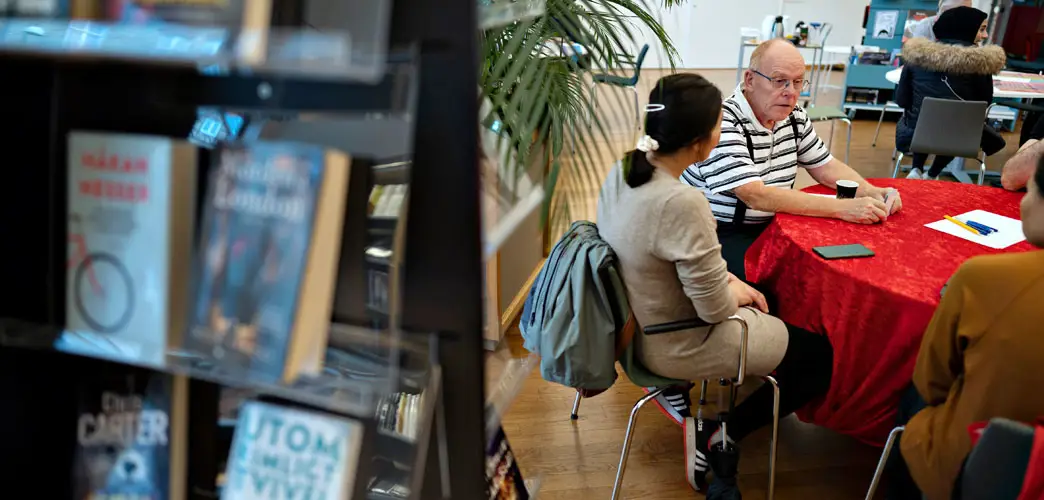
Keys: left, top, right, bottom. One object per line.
{"left": 722, "top": 313, "right": 749, "bottom": 386}
{"left": 641, "top": 313, "right": 749, "bottom": 385}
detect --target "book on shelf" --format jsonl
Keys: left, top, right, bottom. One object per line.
{"left": 6, "top": 0, "right": 66, "bottom": 17}
{"left": 104, "top": 0, "right": 263, "bottom": 27}
{"left": 486, "top": 426, "right": 529, "bottom": 500}
{"left": 221, "top": 400, "right": 364, "bottom": 500}
{"left": 375, "top": 391, "right": 425, "bottom": 441}
{"left": 73, "top": 367, "right": 190, "bottom": 500}
{"left": 370, "top": 184, "right": 407, "bottom": 218}
{"left": 184, "top": 141, "right": 350, "bottom": 383}
{"left": 65, "top": 131, "right": 198, "bottom": 366}
{"left": 367, "top": 459, "right": 411, "bottom": 500}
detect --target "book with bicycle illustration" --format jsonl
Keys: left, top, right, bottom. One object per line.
{"left": 65, "top": 131, "right": 198, "bottom": 367}
{"left": 184, "top": 141, "right": 350, "bottom": 383}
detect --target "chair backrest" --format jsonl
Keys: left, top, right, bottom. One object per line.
{"left": 626, "top": 44, "right": 650, "bottom": 85}
{"left": 910, "top": 97, "right": 988, "bottom": 159}
{"left": 960, "top": 418, "right": 1035, "bottom": 500}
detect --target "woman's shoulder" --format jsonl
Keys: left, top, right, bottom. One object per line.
{"left": 903, "top": 38, "right": 1006, "bottom": 76}
{"left": 953, "top": 250, "right": 1044, "bottom": 291}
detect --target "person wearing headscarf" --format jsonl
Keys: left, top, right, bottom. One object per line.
{"left": 903, "top": 0, "right": 972, "bottom": 41}
{"left": 894, "top": 6, "right": 1006, "bottom": 180}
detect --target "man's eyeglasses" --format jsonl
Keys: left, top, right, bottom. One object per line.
{"left": 751, "top": 69, "right": 810, "bottom": 92}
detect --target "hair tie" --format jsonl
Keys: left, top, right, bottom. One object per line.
{"left": 645, "top": 104, "right": 665, "bottom": 112}
{"left": 636, "top": 135, "right": 659, "bottom": 152}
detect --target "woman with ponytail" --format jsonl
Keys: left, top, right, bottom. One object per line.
{"left": 598, "top": 74, "right": 834, "bottom": 493}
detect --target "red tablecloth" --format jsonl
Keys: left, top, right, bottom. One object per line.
{"left": 745, "top": 179, "right": 1034, "bottom": 446}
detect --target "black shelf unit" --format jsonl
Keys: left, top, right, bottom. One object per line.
{"left": 0, "top": 0, "right": 482, "bottom": 498}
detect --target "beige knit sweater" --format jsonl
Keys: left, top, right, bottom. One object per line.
{"left": 597, "top": 163, "right": 788, "bottom": 380}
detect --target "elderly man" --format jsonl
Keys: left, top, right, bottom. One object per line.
{"left": 681, "top": 39, "right": 902, "bottom": 280}
{"left": 905, "top": 0, "right": 973, "bottom": 41}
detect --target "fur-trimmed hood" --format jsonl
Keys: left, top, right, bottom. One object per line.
{"left": 903, "top": 37, "right": 1007, "bottom": 75}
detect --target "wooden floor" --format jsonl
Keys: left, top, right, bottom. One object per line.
{"left": 489, "top": 68, "right": 1026, "bottom": 499}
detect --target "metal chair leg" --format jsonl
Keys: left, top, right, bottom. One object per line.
{"left": 829, "top": 120, "right": 835, "bottom": 150}
{"left": 587, "top": 82, "right": 598, "bottom": 128}
{"left": 630, "top": 85, "right": 641, "bottom": 131}
{"left": 892, "top": 152, "right": 905, "bottom": 178}
{"left": 763, "top": 375, "right": 780, "bottom": 500}
{"left": 611, "top": 387, "right": 668, "bottom": 500}
{"left": 865, "top": 426, "right": 905, "bottom": 500}
{"left": 570, "top": 391, "right": 582, "bottom": 420}
{"left": 872, "top": 107, "right": 887, "bottom": 147}
{"left": 842, "top": 117, "right": 852, "bottom": 165}
{"left": 978, "top": 152, "right": 987, "bottom": 185}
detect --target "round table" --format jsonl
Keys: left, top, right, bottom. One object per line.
{"left": 745, "top": 179, "right": 1034, "bottom": 445}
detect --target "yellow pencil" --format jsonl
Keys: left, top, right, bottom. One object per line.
{"left": 944, "top": 215, "right": 981, "bottom": 235}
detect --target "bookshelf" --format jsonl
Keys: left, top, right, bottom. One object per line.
{"left": 842, "top": 0, "right": 938, "bottom": 114}
{"left": 0, "top": 0, "right": 538, "bottom": 498}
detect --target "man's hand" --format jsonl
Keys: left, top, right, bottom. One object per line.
{"left": 861, "top": 186, "right": 903, "bottom": 215}
{"left": 728, "top": 280, "right": 769, "bottom": 313}
{"left": 885, "top": 189, "right": 903, "bottom": 215}
{"left": 836, "top": 197, "right": 889, "bottom": 224}
{"left": 1019, "top": 139, "right": 1039, "bottom": 154}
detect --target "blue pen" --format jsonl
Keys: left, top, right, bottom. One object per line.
{"left": 965, "top": 220, "right": 996, "bottom": 234}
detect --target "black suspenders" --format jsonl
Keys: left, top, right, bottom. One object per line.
{"left": 732, "top": 113, "right": 801, "bottom": 227}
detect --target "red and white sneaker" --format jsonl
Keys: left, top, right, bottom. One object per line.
{"left": 684, "top": 416, "right": 710, "bottom": 492}
{"left": 642, "top": 384, "right": 693, "bottom": 427}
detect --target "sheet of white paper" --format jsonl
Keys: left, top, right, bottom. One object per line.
{"left": 924, "top": 210, "right": 1025, "bottom": 249}
{"left": 995, "top": 76, "right": 1032, "bottom": 83}
{"left": 808, "top": 193, "right": 834, "bottom": 198}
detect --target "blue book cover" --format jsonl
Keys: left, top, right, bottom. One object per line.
{"left": 73, "top": 369, "right": 176, "bottom": 500}
{"left": 222, "top": 401, "right": 363, "bottom": 500}
{"left": 186, "top": 142, "right": 325, "bottom": 381}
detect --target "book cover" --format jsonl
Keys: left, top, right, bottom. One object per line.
{"left": 73, "top": 368, "right": 184, "bottom": 500}
{"left": 222, "top": 401, "right": 363, "bottom": 500}
{"left": 486, "top": 426, "right": 528, "bottom": 500}
{"left": 186, "top": 142, "right": 324, "bottom": 379}
{"left": 66, "top": 132, "right": 197, "bottom": 366}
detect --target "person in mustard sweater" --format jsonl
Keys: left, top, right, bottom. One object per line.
{"left": 890, "top": 157, "right": 1044, "bottom": 499}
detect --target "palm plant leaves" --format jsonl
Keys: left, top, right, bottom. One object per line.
{"left": 479, "top": 0, "right": 684, "bottom": 232}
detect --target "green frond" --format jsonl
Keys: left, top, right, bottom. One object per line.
{"left": 480, "top": 0, "right": 687, "bottom": 232}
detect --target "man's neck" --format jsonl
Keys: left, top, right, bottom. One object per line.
{"left": 742, "top": 89, "right": 776, "bottom": 129}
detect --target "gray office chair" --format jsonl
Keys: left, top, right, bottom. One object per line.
{"left": 961, "top": 418, "right": 1035, "bottom": 500}
{"left": 891, "top": 97, "right": 990, "bottom": 185}
{"left": 569, "top": 314, "right": 781, "bottom": 500}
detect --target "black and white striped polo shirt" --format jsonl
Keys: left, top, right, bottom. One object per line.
{"left": 681, "top": 86, "right": 833, "bottom": 224}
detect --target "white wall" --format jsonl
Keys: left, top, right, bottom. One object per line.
{"left": 631, "top": 0, "right": 869, "bottom": 69}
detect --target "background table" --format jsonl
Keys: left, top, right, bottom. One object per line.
{"left": 745, "top": 179, "right": 1034, "bottom": 445}
{"left": 885, "top": 67, "right": 1044, "bottom": 99}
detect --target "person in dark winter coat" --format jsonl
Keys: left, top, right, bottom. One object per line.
{"left": 894, "top": 6, "right": 1006, "bottom": 180}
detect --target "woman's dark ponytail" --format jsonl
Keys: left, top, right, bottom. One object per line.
{"left": 624, "top": 150, "right": 655, "bottom": 188}
{"left": 622, "top": 73, "right": 722, "bottom": 188}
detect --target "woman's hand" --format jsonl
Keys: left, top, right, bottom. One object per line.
{"left": 728, "top": 280, "right": 769, "bottom": 313}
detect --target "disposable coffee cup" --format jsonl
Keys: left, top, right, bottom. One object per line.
{"left": 836, "top": 180, "right": 859, "bottom": 199}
